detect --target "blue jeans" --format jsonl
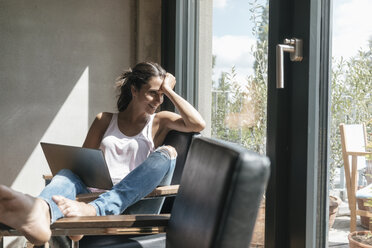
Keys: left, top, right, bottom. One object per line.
{"left": 38, "top": 147, "right": 176, "bottom": 223}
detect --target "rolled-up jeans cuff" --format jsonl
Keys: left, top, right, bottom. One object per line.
{"left": 88, "top": 202, "right": 101, "bottom": 216}
{"left": 37, "top": 196, "right": 57, "bottom": 224}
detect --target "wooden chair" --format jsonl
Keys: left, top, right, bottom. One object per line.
{"left": 340, "top": 123, "right": 372, "bottom": 232}
{"left": 0, "top": 136, "right": 270, "bottom": 248}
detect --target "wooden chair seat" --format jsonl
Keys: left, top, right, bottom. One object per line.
{"left": 0, "top": 214, "right": 170, "bottom": 238}
{"left": 356, "top": 184, "right": 372, "bottom": 199}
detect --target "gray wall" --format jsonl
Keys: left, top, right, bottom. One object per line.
{"left": 0, "top": 0, "right": 161, "bottom": 197}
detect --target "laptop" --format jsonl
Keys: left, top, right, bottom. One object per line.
{"left": 40, "top": 142, "right": 113, "bottom": 190}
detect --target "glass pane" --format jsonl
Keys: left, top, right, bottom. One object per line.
{"left": 328, "top": 0, "right": 372, "bottom": 246}
{"left": 211, "top": 0, "right": 268, "bottom": 247}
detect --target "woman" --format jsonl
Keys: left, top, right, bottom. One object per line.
{"left": 0, "top": 62, "right": 205, "bottom": 245}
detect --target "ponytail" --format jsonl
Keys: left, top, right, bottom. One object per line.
{"left": 116, "top": 70, "right": 133, "bottom": 112}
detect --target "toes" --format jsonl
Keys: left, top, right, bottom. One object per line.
{"left": 52, "top": 195, "right": 65, "bottom": 204}
{"left": 53, "top": 196, "right": 70, "bottom": 213}
{"left": 54, "top": 199, "right": 82, "bottom": 217}
{"left": 58, "top": 203, "right": 74, "bottom": 216}
{"left": 63, "top": 206, "right": 81, "bottom": 217}
{"left": 63, "top": 208, "right": 73, "bottom": 216}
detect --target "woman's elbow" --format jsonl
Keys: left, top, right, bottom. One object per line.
{"left": 192, "top": 120, "right": 206, "bottom": 132}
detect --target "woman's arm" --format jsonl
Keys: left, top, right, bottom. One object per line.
{"left": 157, "top": 73, "right": 206, "bottom": 133}
{"left": 82, "top": 112, "right": 112, "bottom": 149}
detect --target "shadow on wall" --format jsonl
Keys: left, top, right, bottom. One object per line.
{"left": 0, "top": 0, "right": 134, "bottom": 188}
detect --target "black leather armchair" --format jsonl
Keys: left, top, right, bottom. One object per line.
{"left": 80, "top": 136, "right": 270, "bottom": 248}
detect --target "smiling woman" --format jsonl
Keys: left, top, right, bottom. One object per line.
{"left": 0, "top": 61, "right": 205, "bottom": 246}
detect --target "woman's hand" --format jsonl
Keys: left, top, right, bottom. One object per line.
{"left": 155, "top": 72, "right": 205, "bottom": 135}
{"left": 161, "top": 73, "right": 176, "bottom": 92}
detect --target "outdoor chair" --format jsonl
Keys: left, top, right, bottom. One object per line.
{"left": 340, "top": 123, "right": 372, "bottom": 232}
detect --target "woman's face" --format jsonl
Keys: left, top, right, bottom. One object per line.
{"left": 132, "top": 76, "right": 164, "bottom": 114}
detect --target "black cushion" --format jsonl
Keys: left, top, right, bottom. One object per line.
{"left": 162, "top": 130, "right": 197, "bottom": 185}
{"left": 160, "top": 130, "right": 196, "bottom": 213}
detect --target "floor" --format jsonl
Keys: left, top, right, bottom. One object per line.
{"left": 328, "top": 200, "right": 367, "bottom": 247}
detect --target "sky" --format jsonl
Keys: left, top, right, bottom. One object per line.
{"left": 212, "top": 0, "right": 372, "bottom": 85}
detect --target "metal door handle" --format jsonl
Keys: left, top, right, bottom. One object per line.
{"left": 276, "top": 38, "right": 303, "bottom": 88}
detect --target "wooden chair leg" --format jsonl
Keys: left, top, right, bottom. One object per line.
{"left": 350, "top": 206, "right": 357, "bottom": 232}
{"left": 350, "top": 155, "right": 358, "bottom": 233}
{"left": 72, "top": 240, "right": 79, "bottom": 248}
{"left": 33, "top": 243, "right": 45, "bottom": 248}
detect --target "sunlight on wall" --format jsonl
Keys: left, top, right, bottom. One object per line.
{"left": 11, "top": 67, "right": 90, "bottom": 196}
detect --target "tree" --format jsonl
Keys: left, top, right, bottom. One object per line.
{"left": 211, "top": 0, "right": 269, "bottom": 154}
{"left": 329, "top": 39, "right": 372, "bottom": 188}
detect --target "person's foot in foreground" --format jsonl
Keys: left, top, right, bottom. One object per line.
{"left": 0, "top": 185, "right": 51, "bottom": 245}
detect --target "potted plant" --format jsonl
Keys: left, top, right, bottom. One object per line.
{"left": 348, "top": 231, "right": 372, "bottom": 248}
{"left": 329, "top": 195, "right": 342, "bottom": 228}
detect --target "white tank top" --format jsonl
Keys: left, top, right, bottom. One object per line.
{"left": 99, "top": 113, "right": 155, "bottom": 185}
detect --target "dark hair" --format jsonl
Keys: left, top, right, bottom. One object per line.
{"left": 116, "top": 62, "right": 166, "bottom": 112}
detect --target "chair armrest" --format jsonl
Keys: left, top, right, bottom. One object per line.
{"left": 52, "top": 214, "right": 170, "bottom": 229}
{"left": 42, "top": 174, "right": 180, "bottom": 203}
{"left": 0, "top": 214, "right": 170, "bottom": 237}
{"left": 76, "top": 185, "right": 179, "bottom": 203}
{"left": 147, "top": 185, "right": 179, "bottom": 197}
{"left": 43, "top": 174, "right": 53, "bottom": 180}
{"left": 346, "top": 151, "right": 372, "bottom": 156}
{"left": 75, "top": 192, "right": 102, "bottom": 203}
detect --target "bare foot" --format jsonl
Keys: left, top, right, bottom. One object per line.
{"left": 52, "top": 195, "right": 96, "bottom": 217}
{"left": 0, "top": 185, "right": 51, "bottom": 245}
{"left": 53, "top": 196, "right": 97, "bottom": 242}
